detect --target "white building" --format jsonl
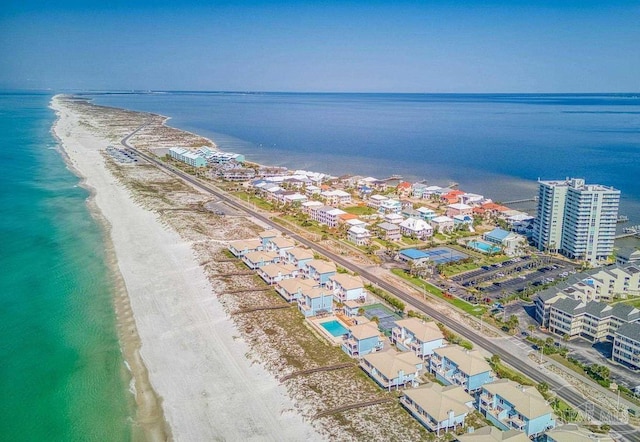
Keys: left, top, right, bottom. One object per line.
{"left": 612, "top": 322, "right": 640, "bottom": 370}
{"left": 347, "top": 226, "right": 371, "bottom": 246}
{"left": 399, "top": 218, "right": 433, "bottom": 239}
{"left": 310, "top": 205, "right": 347, "bottom": 228}
{"left": 533, "top": 178, "right": 620, "bottom": 264}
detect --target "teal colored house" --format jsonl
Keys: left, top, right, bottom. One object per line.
{"left": 305, "top": 259, "right": 337, "bottom": 285}
{"left": 360, "top": 350, "right": 423, "bottom": 390}
{"left": 258, "top": 229, "right": 279, "bottom": 248}
{"left": 342, "top": 322, "right": 384, "bottom": 358}
{"left": 478, "top": 379, "right": 556, "bottom": 438}
{"left": 286, "top": 247, "right": 314, "bottom": 270}
{"left": 297, "top": 287, "right": 333, "bottom": 317}
{"left": 401, "top": 383, "right": 474, "bottom": 435}
{"left": 391, "top": 318, "right": 445, "bottom": 360}
{"left": 430, "top": 346, "right": 493, "bottom": 393}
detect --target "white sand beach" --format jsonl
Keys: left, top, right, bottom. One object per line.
{"left": 51, "top": 96, "right": 320, "bottom": 441}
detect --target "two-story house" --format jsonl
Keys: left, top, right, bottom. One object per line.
{"left": 275, "top": 278, "right": 318, "bottom": 302}
{"left": 342, "top": 322, "right": 384, "bottom": 358}
{"left": 242, "top": 250, "right": 280, "bottom": 270}
{"left": 228, "top": 239, "right": 263, "bottom": 257}
{"left": 257, "top": 263, "right": 299, "bottom": 285}
{"left": 391, "top": 318, "right": 445, "bottom": 360}
{"left": 360, "top": 350, "right": 423, "bottom": 391}
{"left": 401, "top": 383, "right": 474, "bottom": 435}
{"left": 305, "top": 259, "right": 337, "bottom": 285}
{"left": 478, "top": 379, "right": 556, "bottom": 438}
{"left": 328, "top": 273, "right": 365, "bottom": 303}
{"left": 297, "top": 288, "right": 333, "bottom": 318}
{"left": 430, "top": 346, "right": 493, "bottom": 393}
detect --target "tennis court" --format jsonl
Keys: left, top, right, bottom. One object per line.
{"left": 361, "top": 303, "right": 403, "bottom": 335}
{"left": 421, "top": 247, "right": 468, "bottom": 264}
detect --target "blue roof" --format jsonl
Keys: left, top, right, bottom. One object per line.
{"left": 485, "top": 227, "right": 511, "bottom": 241}
{"left": 400, "top": 248, "right": 430, "bottom": 260}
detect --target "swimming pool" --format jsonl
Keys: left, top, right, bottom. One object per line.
{"left": 320, "top": 320, "right": 349, "bottom": 337}
{"left": 468, "top": 240, "right": 501, "bottom": 254}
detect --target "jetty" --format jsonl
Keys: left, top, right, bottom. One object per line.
{"left": 616, "top": 225, "right": 640, "bottom": 239}
{"left": 502, "top": 196, "right": 537, "bottom": 204}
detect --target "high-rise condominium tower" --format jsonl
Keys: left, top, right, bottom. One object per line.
{"left": 533, "top": 178, "right": 620, "bottom": 264}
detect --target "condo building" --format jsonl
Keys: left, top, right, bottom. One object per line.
{"left": 533, "top": 178, "right": 619, "bottom": 264}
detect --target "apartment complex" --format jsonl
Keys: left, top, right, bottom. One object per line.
{"left": 533, "top": 178, "right": 619, "bottom": 264}
{"left": 612, "top": 322, "right": 640, "bottom": 370}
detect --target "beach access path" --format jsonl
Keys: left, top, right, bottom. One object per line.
{"left": 51, "top": 96, "right": 320, "bottom": 441}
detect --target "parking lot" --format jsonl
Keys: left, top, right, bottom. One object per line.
{"left": 452, "top": 256, "right": 579, "bottom": 302}
{"left": 106, "top": 146, "right": 139, "bottom": 164}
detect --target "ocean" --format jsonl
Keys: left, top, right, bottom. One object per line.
{"left": 90, "top": 92, "right": 640, "bottom": 226}
{"left": 0, "top": 92, "right": 133, "bottom": 441}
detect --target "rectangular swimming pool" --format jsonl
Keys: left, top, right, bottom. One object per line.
{"left": 320, "top": 320, "right": 349, "bottom": 337}
{"left": 468, "top": 240, "right": 501, "bottom": 254}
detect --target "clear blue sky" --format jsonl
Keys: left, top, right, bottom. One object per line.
{"left": 1, "top": 1, "right": 638, "bottom": 92}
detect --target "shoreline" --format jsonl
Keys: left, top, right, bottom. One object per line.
{"left": 50, "top": 101, "right": 170, "bottom": 441}
{"left": 51, "top": 95, "right": 320, "bottom": 441}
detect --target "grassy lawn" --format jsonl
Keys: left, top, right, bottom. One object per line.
{"left": 440, "top": 261, "right": 479, "bottom": 277}
{"left": 391, "top": 268, "right": 486, "bottom": 317}
{"left": 343, "top": 205, "right": 376, "bottom": 216}
{"left": 231, "top": 191, "right": 274, "bottom": 210}
{"left": 613, "top": 296, "right": 640, "bottom": 308}
{"left": 401, "top": 236, "right": 421, "bottom": 246}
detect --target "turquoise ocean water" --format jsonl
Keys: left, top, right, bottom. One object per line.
{"left": 0, "top": 93, "right": 133, "bottom": 441}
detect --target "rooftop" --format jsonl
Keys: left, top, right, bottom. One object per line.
{"left": 433, "top": 346, "right": 492, "bottom": 376}
{"left": 394, "top": 318, "right": 444, "bottom": 343}
{"left": 402, "top": 383, "right": 473, "bottom": 421}
{"left": 483, "top": 379, "right": 552, "bottom": 420}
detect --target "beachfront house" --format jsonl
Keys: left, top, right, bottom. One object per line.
{"left": 258, "top": 230, "right": 279, "bottom": 248}
{"left": 367, "top": 194, "right": 388, "bottom": 209}
{"left": 417, "top": 207, "right": 437, "bottom": 221}
{"left": 347, "top": 226, "right": 371, "bottom": 246}
{"left": 297, "top": 288, "right": 333, "bottom": 318}
{"left": 360, "top": 350, "right": 424, "bottom": 390}
{"left": 320, "top": 189, "right": 352, "bottom": 206}
{"left": 544, "top": 424, "right": 616, "bottom": 442}
{"left": 455, "top": 426, "right": 529, "bottom": 442}
{"left": 446, "top": 203, "right": 473, "bottom": 218}
{"left": 228, "top": 239, "right": 262, "bottom": 257}
{"left": 242, "top": 250, "right": 280, "bottom": 270}
{"left": 401, "top": 383, "right": 474, "bottom": 435}
{"left": 377, "top": 222, "right": 401, "bottom": 241}
{"left": 431, "top": 216, "right": 455, "bottom": 233}
{"left": 478, "top": 379, "right": 556, "bottom": 437}
{"left": 399, "top": 218, "right": 433, "bottom": 239}
{"left": 328, "top": 273, "right": 365, "bottom": 303}
{"left": 275, "top": 277, "right": 318, "bottom": 302}
{"left": 305, "top": 259, "right": 337, "bottom": 285}
{"left": 257, "top": 263, "right": 299, "bottom": 285}
{"left": 265, "top": 236, "right": 296, "bottom": 257}
{"left": 285, "top": 247, "right": 315, "bottom": 269}
{"left": 430, "top": 345, "right": 493, "bottom": 393}
{"left": 391, "top": 318, "right": 445, "bottom": 360}
{"left": 483, "top": 228, "right": 527, "bottom": 256}
{"left": 342, "top": 300, "right": 362, "bottom": 317}
{"left": 379, "top": 198, "right": 402, "bottom": 214}
{"left": 342, "top": 322, "right": 384, "bottom": 358}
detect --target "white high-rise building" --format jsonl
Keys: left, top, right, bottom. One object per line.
{"left": 533, "top": 178, "right": 620, "bottom": 264}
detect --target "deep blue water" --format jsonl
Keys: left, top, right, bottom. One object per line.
{"left": 0, "top": 92, "right": 132, "bottom": 441}
{"left": 90, "top": 92, "right": 640, "bottom": 224}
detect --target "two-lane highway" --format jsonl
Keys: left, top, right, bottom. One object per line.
{"left": 121, "top": 129, "right": 639, "bottom": 441}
